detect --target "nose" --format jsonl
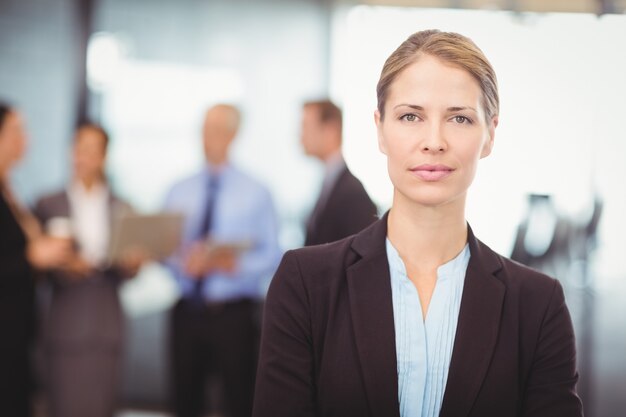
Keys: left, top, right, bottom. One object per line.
{"left": 420, "top": 122, "right": 447, "bottom": 153}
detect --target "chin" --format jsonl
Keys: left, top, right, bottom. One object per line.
{"left": 396, "top": 186, "right": 466, "bottom": 209}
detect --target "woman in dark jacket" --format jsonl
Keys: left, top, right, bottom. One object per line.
{"left": 0, "top": 103, "right": 71, "bottom": 416}
{"left": 253, "top": 31, "right": 583, "bottom": 417}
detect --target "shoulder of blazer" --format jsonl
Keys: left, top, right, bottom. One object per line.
{"left": 331, "top": 168, "right": 370, "bottom": 200}
{"left": 33, "top": 190, "right": 70, "bottom": 222}
{"left": 469, "top": 227, "right": 558, "bottom": 289}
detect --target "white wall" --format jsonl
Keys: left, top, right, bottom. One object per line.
{"left": 330, "top": 6, "right": 626, "bottom": 285}
{"left": 0, "top": 0, "right": 81, "bottom": 203}
{"left": 94, "top": 0, "right": 331, "bottom": 249}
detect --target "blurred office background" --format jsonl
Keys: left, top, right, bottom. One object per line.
{"left": 1, "top": 0, "right": 625, "bottom": 416}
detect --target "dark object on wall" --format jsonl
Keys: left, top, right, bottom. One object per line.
{"left": 511, "top": 193, "right": 603, "bottom": 288}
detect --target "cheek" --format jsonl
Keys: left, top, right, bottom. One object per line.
{"left": 10, "top": 135, "right": 25, "bottom": 159}
{"left": 385, "top": 145, "right": 410, "bottom": 184}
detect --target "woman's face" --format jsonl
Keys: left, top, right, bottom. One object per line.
{"left": 0, "top": 111, "right": 28, "bottom": 168}
{"left": 72, "top": 127, "right": 107, "bottom": 182}
{"left": 375, "top": 54, "right": 497, "bottom": 209}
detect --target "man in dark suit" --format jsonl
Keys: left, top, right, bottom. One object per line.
{"left": 300, "top": 100, "right": 378, "bottom": 246}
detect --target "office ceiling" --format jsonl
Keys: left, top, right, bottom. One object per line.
{"left": 338, "top": 0, "right": 626, "bottom": 14}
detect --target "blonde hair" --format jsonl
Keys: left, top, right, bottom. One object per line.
{"left": 376, "top": 29, "right": 499, "bottom": 122}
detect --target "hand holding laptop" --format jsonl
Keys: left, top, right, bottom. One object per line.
{"left": 107, "top": 212, "right": 184, "bottom": 266}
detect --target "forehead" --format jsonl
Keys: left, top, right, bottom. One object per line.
{"left": 75, "top": 127, "right": 106, "bottom": 147}
{"left": 387, "top": 55, "right": 482, "bottom": 109}
{"left": 3, "top": 111, "right": 22, "bottom": 128}
{"left": 302, "top": 105, "right": 320, "bottom": 121}
{"left": 205, "top": 106, "right": 237, "bottom": 126}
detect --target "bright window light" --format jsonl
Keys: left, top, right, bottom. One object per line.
{"left": 331, "top": 6, "right": 626, "bottom": 283}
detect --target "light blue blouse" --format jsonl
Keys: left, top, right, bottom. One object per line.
{"left": 386, "top": 239, "right": 470, "bottom": 417}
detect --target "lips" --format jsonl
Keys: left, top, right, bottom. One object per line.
{"left": 410, "top": 164, "right": 455, "bottom": 181}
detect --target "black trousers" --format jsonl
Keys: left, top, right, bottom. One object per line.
{"left": 170, "top": 298, "right": 257, "bottom": 417}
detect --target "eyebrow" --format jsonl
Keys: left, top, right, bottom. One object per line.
{"left": 394, "top": 104, "right": 424, "bottom": 110}
{"left": 393, "top": 104, "right": 478, "bottom": 113}
{"left": 447, "top": 106, "right": 477, "bottom": 113}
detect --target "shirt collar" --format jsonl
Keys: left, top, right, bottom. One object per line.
{"left": 385, "top": 238, "right": 470, "bottom": 282}
{"left": 203, "top": 162, "right": 233, "bottom": 181}
{"left": 68, "top": 180, "right": 109, "bottom": 199}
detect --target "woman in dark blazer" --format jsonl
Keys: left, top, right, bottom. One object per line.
{"left": 0, "top": 103, "right": 72, "bottom": 416}
{"left": 33, "top": 123, "right": 142, "bottom": 417}
{"left": 253, "top": 31, "right": 583, "bottom": 417}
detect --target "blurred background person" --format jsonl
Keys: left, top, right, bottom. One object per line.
{"left": 163, "top": 104, "right": 281, "bottom": 417}
{"left": 301, "top": 99, "right": 378, "bottom": 246}
{"left": 33, "top": 122, "right": 144, "bottom": 417}
{"left": 0, "top": 103, "right": 73, "bottom": 417}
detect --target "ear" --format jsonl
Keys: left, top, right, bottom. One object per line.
{"left": 480, "top": 115, "right": 498, "bottom": 158}
{"left": 374, "top": 109, "right": 388, "bottom": 155}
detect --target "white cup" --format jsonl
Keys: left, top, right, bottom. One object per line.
{"left": 46, "top": 217, "right": 74, "bottom": 239}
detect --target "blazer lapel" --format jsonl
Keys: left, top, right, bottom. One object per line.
{"left": 440, "top": 226, "right": 506, "bottom": 417}
{"left": 57, "top": 191, "right": 71, "bottom": 217}
{"left": 347, "top": 213, "right": 400, "bottom": 417}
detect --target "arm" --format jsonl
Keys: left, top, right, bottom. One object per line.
{"left": 0, "top": 201, "right": 30, "bottom": 283}
{"left": 160, "top": 184, "right": 196, "bottom": 293}
{"left": 0, "top": 252, "right": 30, "bottom": 288}
{"left": 182, "top": 188, "right": 282, "bottom": 294}
{"left": 234, "top": 190, "right": 282, "bottom": 293}
{"left": 253, "top": 251, "right": 317, "bottom": 417}
{"left": 521, "top": 281, "right": 583, "bottom": 417}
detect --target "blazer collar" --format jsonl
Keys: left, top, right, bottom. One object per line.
{"left": 346, "top": 211, "right": 399, "bottom": 417}
{"left": 440, "top": 226, "right": 505, "bottom": 417}
{"left": 347, "top": 212, "right": 505, "bottom": 417}
{"left": 63, "top": 188, "right": 122, "bottom": 227}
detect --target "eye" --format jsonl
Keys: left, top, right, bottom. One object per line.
{"left": 452, "top": 115, "right": 472, "bottom": 124}
{"left": 400, "top": 113, "right": 418, "bottom": 122}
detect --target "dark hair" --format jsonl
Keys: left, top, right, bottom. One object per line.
{"left": 303, "top": 99, "right": 343, "bottom": 131}
{"left": 75, "top": 121, "right": 110, "bottom": 151}
{"left": 0, "top": 102, "right": 13, "bottom": 130}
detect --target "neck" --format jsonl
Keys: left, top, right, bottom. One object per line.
{"left": 387, "top": 191, "right": 468, "bottom": 271}
{"left": 207, "top": 160, "right": 228, "bottom": 173}
{"left": 78, "top": 175, "right": 102, "bottom": 191}
{"left": 0, "top": 158, "right": 13, "bottom": 184}
{"left": 207, "top": 156, "right": 228, "bottom": 169}
{"left": 322, "top": 149, "right": 343, "bottom": 167}
{"left": 320, "top": 146, "right": 342, "bottom": 164}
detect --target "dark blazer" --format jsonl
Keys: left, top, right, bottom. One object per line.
{"left": 0, "top": 192, "right": 34, "bottom": 416}
{"left": 33, "top": 190, "right": 130, "bottom": 351}
{"left": 0, "top": 192, "right": 34, "bottom": 346}
{"left": 304, "top": 166, "right": 378, "bottom": 246}
{"left": 254, "top": 214, "right": 583, "bottom": 417}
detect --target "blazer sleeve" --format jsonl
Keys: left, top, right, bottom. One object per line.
{"left": 0, "top": 252, "right": 30, "bottom": 288}
{"left": 253, "top": 250, "right": 317, "bottom": 417}
{"left": 521, "top": 280, "right": 583, "bottom": 417}
{"left": 0, "top": 199, "right": 31, "bottom": 288}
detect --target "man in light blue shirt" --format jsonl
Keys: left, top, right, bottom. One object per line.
{"left": 163, "top": 104, "right": 281, "bottom": 417}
